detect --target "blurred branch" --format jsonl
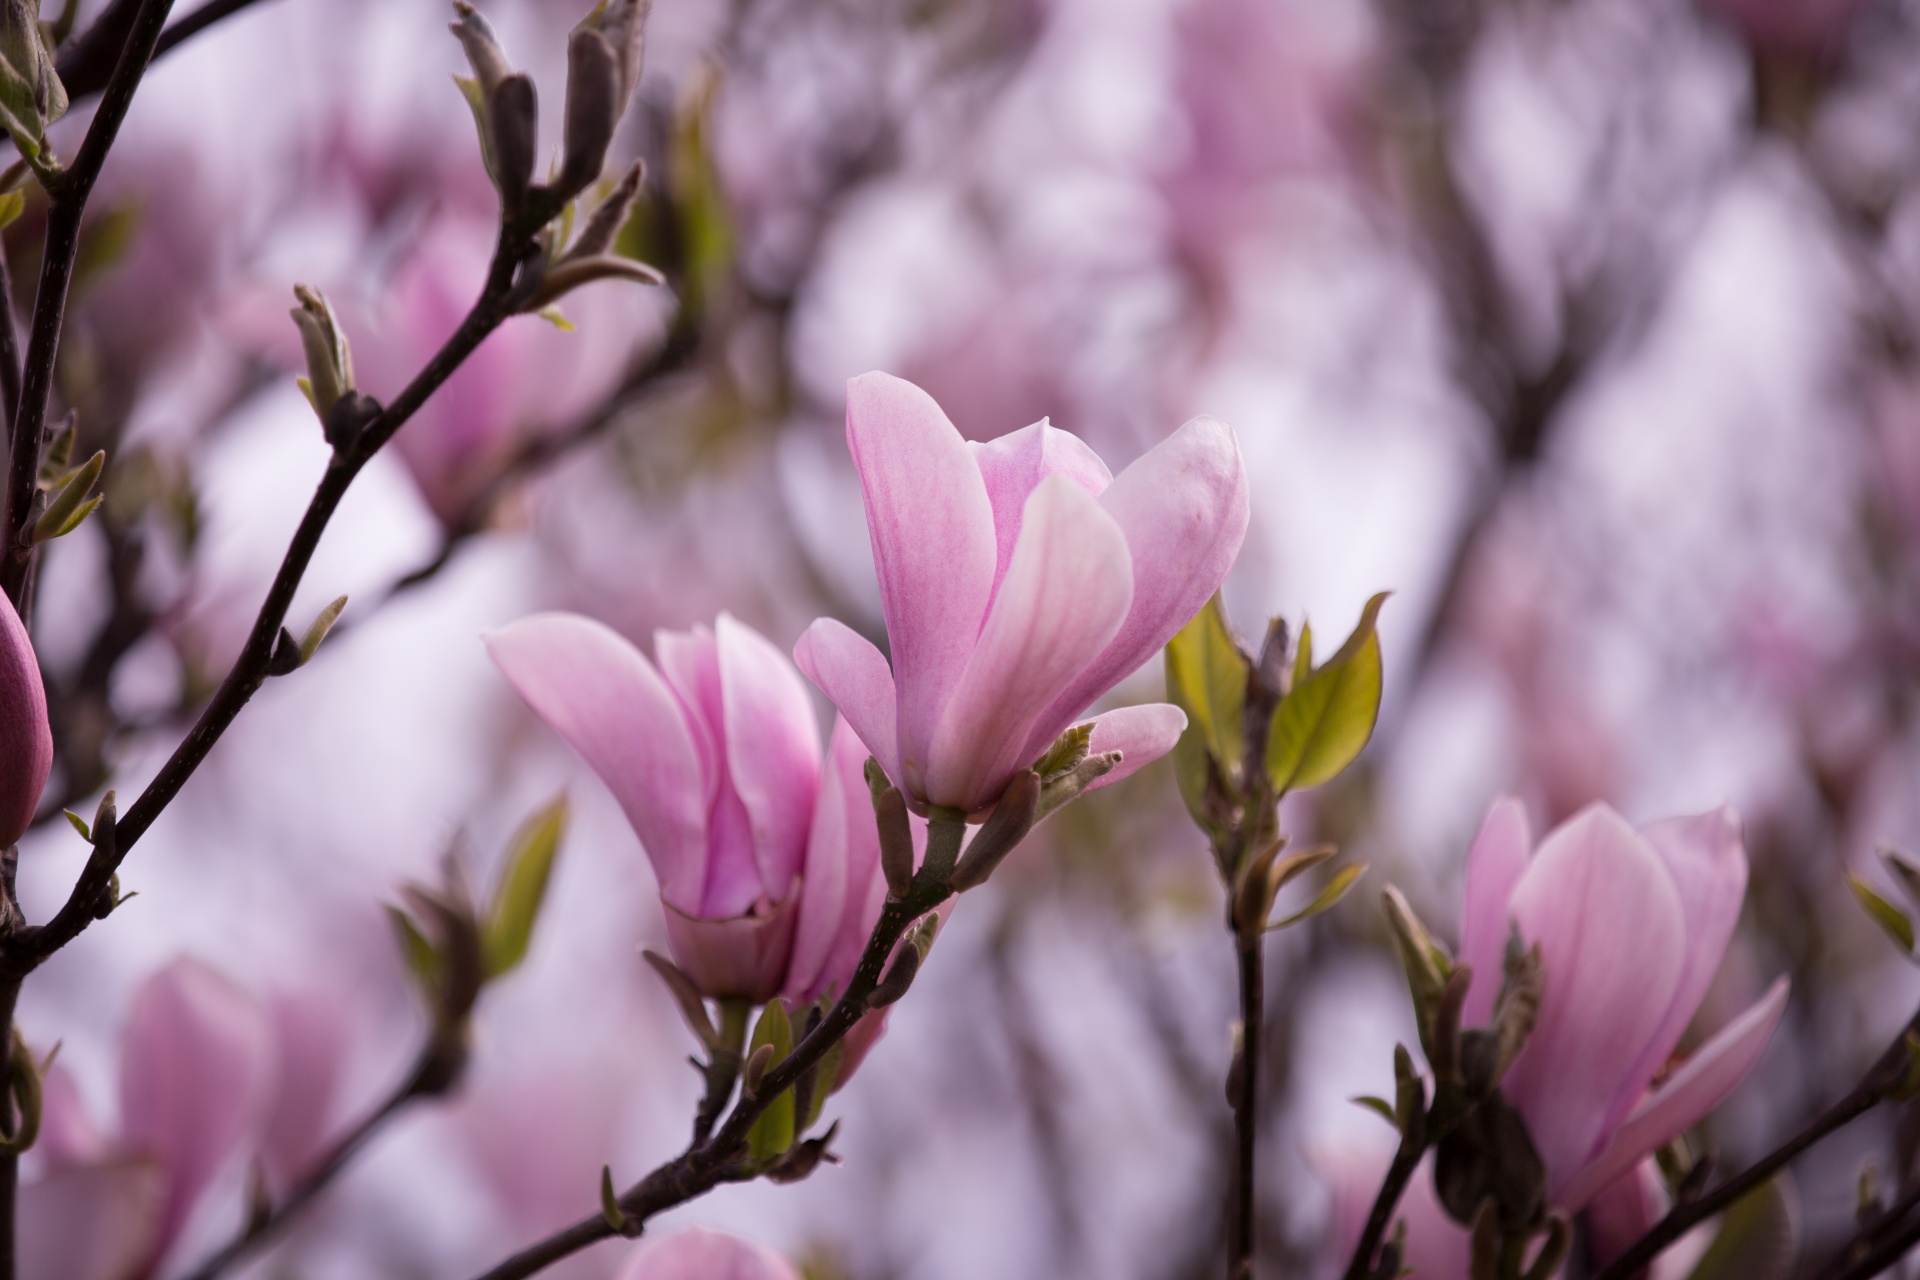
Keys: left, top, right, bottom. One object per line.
{"left": 177, "top": 1027, "right": 468, "bottom": 1280}
{"left": 55, "top": 0, "right": 281, "bottom": 104}
{"left": 469, "top": 820, "right": 969, "bottom": 1280}
{"left": 1813, "top": 1179, "right": 1920, "bottom": 1280}
{"left": 2, "top": 0, "right": 177, "bottom": 609}
{"left": 1593, "top": 1002, "right": 1920, "bottom": 1280}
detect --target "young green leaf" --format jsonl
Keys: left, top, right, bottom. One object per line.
{"left": 1351, "top": 1094, "right": 1397, "bottom": 1127}
{"left": 386, "top": 904, "right": 443, "bottom": 995}
{"left": 1268, "top": 863, "right": 1367, "bottom": 931}
{"left": 1165, "top": 595, "right": 1249, "bottom": 824}
{"left": 746, "top": 999, "right": 796, "bottom": 1163}
{"left": 1848, "top": 872, "right": 1915, "bottom": 954}
{"left": 482, "top": 795, "right": 569, "bottom": 979}
{"left": 1266, "top": 592, "right": 1388, "bottom": 795}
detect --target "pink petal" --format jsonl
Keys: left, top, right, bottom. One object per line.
{"left": 260, "top": 988, "right": 348, "bottom": 1198}
{"left": 1502, "top": 804, "right": 1686, "bottom": 1193}
{"left": 1079, "top": 703, "right": 1189, "bottom": 793}
{"left": 660, "top": 893, "right": 801, "bottom": 1002}
{"left": 655, "top": 623, "right": 765, "bottom": 917}
{"left": 615, "top": 1227, "right": 803, "bottom": 1280}
{"left": 786, "top": 718, "right": 886, "bottom": 1005}
{"left": 119, "top": 958, "right": 273, "bottom": 1266}
{"left": 717, "top": 613, "right": 823, "bottom": 903}
{"left": 0, "top": 590, "right": 50, "bottom": 847}
{"left": 968, "top": 419, "right": 1113, "bottom": 597}
{"left": 1027, "top": 414, "right": 1249, "bottom": 755}
{"left": 1582, "top": 1163, "right": 1667, "bottom": 1269}
{"left": 653, "top": 626, "right": 721, "bottom": 809}
{"left": 37, "top": 1063, "right": 104, "bottom": 1170}
{"left": 1457, "top": 798, "right": 1532, "bottom": 1029}
{"left": 845, "top": 372, "right": 997, "bottom": 796}
{"left": 486, "top": 614, "right": 709, "bottom": 914}
{"left": 1610, "top": 807, "right": 1749, "bottom": 1131}
{"left": 925, "top": 474, "right": 1134, "bottom": 811}
{"left": 18, "top": 1158, "right": 166, "bottom": 1280}
{"left": 793, "top": 617, "right": 902, "bottom": 787}
{"left": 1561, "top": 978, "right": 1790, "bottom": 1211}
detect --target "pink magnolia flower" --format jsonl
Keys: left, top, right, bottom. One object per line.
{"left": 794, "top": 372, "right": 1248, "bottom": 814}
{"left": 615, "top": 1227, "right": 802, "bottom": 1280}
{"left": 1330, "top": 800, "right": 1789, "bottom": 1277}
{"left": 0, "top": 590, "right": 50, "bottom": 846}
{"left": 487, "top": 613, "right": 834, "bottom": 1001}
{"left": 22, "top": 958, "right": 274, "bottom": 1280}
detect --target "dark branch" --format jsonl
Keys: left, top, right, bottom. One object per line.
{"left": 56, "top": 0, "right": 281, "bottom": 103}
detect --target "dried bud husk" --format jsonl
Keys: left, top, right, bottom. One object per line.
{"left": 764, "top": 1120, "right": 840, "bottom": 1184}
{"left": 1489, "top": 931, "right": 1543, "bottom": 1083}
{"left": 1382, "top": 886, "right": 1455, "bottom": 1062}
{"left": 1033, "top": 749, "right": 1121, "bottom": 823}
{"left": 1433, "top": 1088, "right": 1547, "bottom": 1233}
{"left": 290, "top": 285, "right": 354, "bottom": 422}
{"left": 519, "top": 253, "right": 663, "bottom": 312}
{"left": 741, "top": 1041, "right": 775, "bottom": 1095}
{"left": 643, "top": 949, "right": 719, "bottom": 1050}
{"left": 875, "top": 785, "right": 914, "bottom": 900}
{"left": 559, "top": 26, "right": 620, "bottom": 196}
{"left": 951, "top": 769, "right": 1041, "bottom": 891}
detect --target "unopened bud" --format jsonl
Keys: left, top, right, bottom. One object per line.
{"left": 573, "top": 0, "right": 651, "bottom": 114}
{"left": 290, "top": 285, "right": 354, "bottom": 422}
{"left": 559, "top": 27, "right": 620, "bottom": 196}
{"left": 1033, "top": 749, "right": 1122, "bottom": 823}
{"left": 764, "top": 1120, "right": 840, "bottom": 1184}
{"left": 0, "top": 0, "right": 66, "bottom": 161}
{"left": 1382, "top": 886, "right": 1454, "bottom": 1062}
{"left": 450, "top": 2, "right": 512, "bottom": 95}
{"left": 868, "top": 944, "right": 919, "bottom": 1009}
{"left": 742, "top": 1042, "right": 775, "bottom": 1094}
{"left": 568, "top": 161, "right": 645, "bottom": 260}
{"left": 951, "top": 770, "right": 1041, "bottom": 891}
{"left": 876, "top": 786, "right": 914, "bottom": 899}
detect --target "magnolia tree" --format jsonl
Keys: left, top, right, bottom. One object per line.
{"left": 0, "top": 0, "right": 1918, "bottom": 1279}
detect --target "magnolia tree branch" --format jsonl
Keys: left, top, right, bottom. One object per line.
{"left": 469, "top": 818, "right": 969, "bottom": 1280}
{"left": 55, "top": 0, "right": 280, "bottom": 103}
{"left": 1591, "top": 1003, "right": 1920, "bottom": 1280}
{"left": 1, "top": 0, "right": 178, "bottom": 608}
{"left": 177, "top": 1028, "right": 468, "bottom": 1280}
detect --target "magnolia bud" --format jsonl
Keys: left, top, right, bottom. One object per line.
{"left": 559, "top": 27, "right": 620, "bottom": 196}
{"left": 950, "top": 769, "right": 1041, "bottom": 891}
{"left": 876, "top": 786, "right": 914, "bottom": 900}
{"left": 290, "top": 285, "right": 355, "bottom": 422}
{"left": 449, "top": 2, "right": 512, "bottom": 95}
{"left": 0, "top": 0, "right": 66, "bottom": 161}
{"left": 573, "top": 0, "right": 651, "bottom": 115}
{"left": 488, "top": 73, "right": 538, "bottom": 212}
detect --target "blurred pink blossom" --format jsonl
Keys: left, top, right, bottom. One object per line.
{"left": 489, "top": 611, "right": 903, "bottom": 1004}
{"left": 22, "top": 958, "right": 273, "bottom": 1280}
{"left": 793, "top": 372, "right": 1242, "bottom": 814}
{"left": 614, "top": 1227, "right": 802, "bottom": 1280}
{"left": 0, "top": 590, "right": 51, "bottom": 846}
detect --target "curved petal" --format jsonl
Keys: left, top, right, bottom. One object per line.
{"left": 925, "top": 474, "right": 1134, "bottom": 810}
{"left": 1458, "top": 798, "right": 1532, "bottom": 1029}
{"left": 615, "top": 1227, "right": 803, "bottom": 1280}
{"left": 1028, "top": 414, "right": 1249, "bottom": 751}
{"left": 1561, "top": 978, "right": 1789, "bottom": 1211}
{"left": 1503, "top": 804, "right": 1686, "bottom": 1192}
{"left": 486, "top": 614, "right": 709, "bottom": 913}
{"left": 19, "top": 1158, "right": 165, "bottom": 1280}
{"left": 1611, "top": 807, "right": 1749, "bottom": 1130}
{"left": 793, "top": 617, "right": 902, "bottom": 786}
{"left": 718, "top": 614, "right": 823, "bottom": 901}
{"left": 0, "top": 590, "right": 50, "bottom": 848}
{"left": 37, "top": 1063, "right": 104, "bottom": 1169}
{"left": 845, "top": 373, "right": 997, "bottom": 791}
{"left": 260, "top": 988, "right": 347, "bottom": 1198}
{"left": 786, "top": 718, "right": 887, "bottom": 1004}
{"left": 653, "top": 626, "right": 720, "bottom": 808}
{"left": 119, "top": 958, "right": 273, "bottom": 1266}
{"left": 969, "top": 419, "right": 1113, "bottom": 597}
{"left": 1079, "top": 703, "right": 1188, "bottom": 793}
{"left": 661, "top": 894, "right": 800, "bottom": 1002}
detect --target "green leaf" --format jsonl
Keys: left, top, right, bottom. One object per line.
{"left": 1266, "top": 592, "right": 1388, "bottom": 795}
{"left": 746, "top": 999, "right": 795, "bottom": 1163}
{"left": 1685, "top": 1175, "right": 1796, "bottom": 1280}
{"left": 1848, "top": 872, "right": 1915, "bottom": 954}
{"left": 482, "top": 796, "right": 569, "bottom": 979}
{"left": 1350, "top": 1094, "right": 1397, "bottom": 1127}
{"left": 452, "top": 74, "right": 497, "bottom": 187}
{"left": 31, "top": 448, "right": 103, "bottom": 545}
{"left": 1268, "top": 863, "right": 1367, "bottom": 931}
{"left": 1165, "top": 595, "right": 1249, "bottom": 824}
{"left": 386, "top": 904, "right": 442, "bottom": 994}
{"left": 1290, "top": 621, "right": 1312, "bottom": 692}
{"left": 62, "top": 809, "right": 88, "bottom": 840}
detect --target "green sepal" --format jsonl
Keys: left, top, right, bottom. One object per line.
{"left": 1848, "top": 872, "right": 1915, "bottom": 954}
{"left": 1266, "top": 592, "right": 1388, "bottom": 795}
{"left": 745, "top": 998, "right": 795, "bottom": 1163}
{"left": 481, "top": 795, "right": 569, "bottom": 979}
{"left": 297, "top": 596, "right": 349, "bottom": 665}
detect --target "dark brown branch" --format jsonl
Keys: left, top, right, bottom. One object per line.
{"left": 2, "top": 0, "right": 179, "bottom": 608}
{"left": 1228, "top": 930, "right": 1264, "bottom": 1279}
{"left": 1592, "top": 1003, "right": 1920, "bottom": 1280}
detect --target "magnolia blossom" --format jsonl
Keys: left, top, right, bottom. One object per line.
{"left": 795, "top": 372, "right": 1248, "bottom": 814}
{"left": 615, "top": 1227, "right": 803, "bottom": 1280}
{"left": 488, "top": 612, "right": 890, "bottom": 1004}
{"left": 0, "top": 590, "right": 50, "bottom": 846}
{"left": 1329, "top": 800, "right": 1789, "bottom": 1277}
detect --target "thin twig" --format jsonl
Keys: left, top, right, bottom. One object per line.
{"left": 1592, "top": 1003, "right": 1920, "bottom": 1280}
{"left": 0, "top": 243, "right": 21, "bottom": 444}
{"left": 1, "top": 0, "right": 179, "bottom": 607}
{"left": 55, "top": 0, "right": 279, "bottom": 103}
{"left": 1229, "top": 931, "right": 1263, "bottom": 1279}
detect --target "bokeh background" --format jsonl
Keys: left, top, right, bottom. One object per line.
{"left": 15, "top": 0, "right": 1920, "bottom": 1274}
